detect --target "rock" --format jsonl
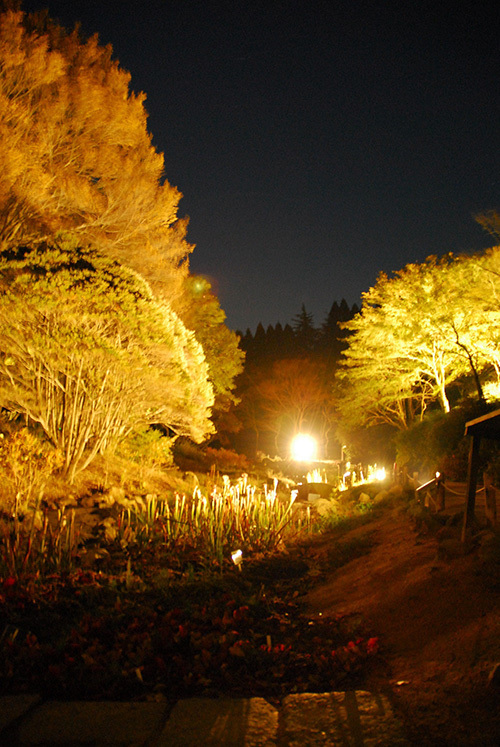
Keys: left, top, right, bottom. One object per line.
{"left": 59, "top": 495, "right": 78, "bottom": 508}
{"left": 114, "top": 496, "right": 135, "bottom": 509}
{"left": 16, "top": 701, "right": 166, "bottom": 746}
{"left": 159, "top": 697, "right": 278, "bottom": 746}
{"left": 99, "top": 516, "right": 118, "bottom": 541}
{"left": 24, "top": 510, "right": 44, "bottom": 531}
{"left": 315, "top": 498, "right": 336, "bottom": 516}
{"left": 98, "top": 496, "right": 114, "bottom": 508}
{"left": 115, "top": 495, "right": 148, "bottom": 512}
{"left": 79, "top": 546, "right": 110, "bottom": 568}
{"left": 387, "top": 484, "right": 404, "bottom": 498}
{"left": 281, "top": 691, "right": 409, "bottom": 745}
{"left": 98, "top": 486, "right": 125, "bottom": 507}
{"left": 0, "top": 694, "right": 41, "bottom": 733}
{"left": 373, "top": 490, "right": 389, "bottom": 504}
{"left": 358, "top": 492, "right": 372, "bottom": 503}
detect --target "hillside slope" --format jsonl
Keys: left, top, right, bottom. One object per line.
{"left": 305, "top": 506, "right": 500, "bottom": 745}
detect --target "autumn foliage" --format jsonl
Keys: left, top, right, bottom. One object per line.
{"left": 0, "top": 7, "right": 245, "bottom": 487}
{"left": 0, "top": 242, "right": 214, "bottom": 482}
{"left": 0, "top": 9, "right": 189, "bottom": 288}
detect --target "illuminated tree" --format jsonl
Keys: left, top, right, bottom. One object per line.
{"left": 175, "top": 276, "right": 244, "bottom": 412}
{"left": 338, "top": 256, "right": 473, "bottom": 430}
{"left": 475, "top": 209, "right": 500, "bottom": 242}
{"left": 0, "top": 242, "right": 214, "bottom": 481}
{"left": 239, "top": 358, "right": 332, "bottom": 454}
{"left": 0, "top": 8, "right": 190, "bottom": 297}
{"left": 335, "top": 355, "right": 433, "bottom": 431}
{"left": 457, "top": 246, "right": 500, "bottom": 391}
{"left": 338, "top": 249, "right": 500, "bottom": 432}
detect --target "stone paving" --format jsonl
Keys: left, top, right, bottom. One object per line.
{"left": 0, "top": 690, "right": 409, "bottom": 745}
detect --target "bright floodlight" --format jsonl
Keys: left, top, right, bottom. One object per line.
{"left": 291, "top": 433, "right": 317, "bottom": 462}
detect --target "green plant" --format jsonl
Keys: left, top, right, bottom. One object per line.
{"left": 0, "top": 475, "right": 382, "bottom": 702}
{"left": 395, "top": 400, "right": 491, "bottom": 476}
{"left": 115, "top": 476, "right": 312, "bottom": 567}
{"left": 314, "top": 491, "right": 376, "bottom": 534}
{"left": 118, "top": 428, "right": 174, "bottom": 468}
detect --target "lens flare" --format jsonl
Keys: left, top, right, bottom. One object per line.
{"left": 291, "top": 434, "right": 317, "bottom": 461}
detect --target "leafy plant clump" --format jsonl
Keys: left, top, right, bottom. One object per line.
{"left": 0, "top": 570, "right": 379, "bottom": 701}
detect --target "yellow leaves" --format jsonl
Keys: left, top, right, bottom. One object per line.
{"left": 0, "top": 8, "right": 189, "bottom": 289}
{"left": 0, "top": 9, "right": 223, "bottom": 463}
{"left": 0, "top": 11, "right": 64, "bottom": 95}
{"left": 0, "top": 242, "right": 214, "bottom": 476}
{"left": 0, "top": 427, "right": 62, "bottom": 514}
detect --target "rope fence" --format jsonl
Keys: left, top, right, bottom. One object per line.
{"left": 415, "top": 476, "right": 496, "bottom": 528}
{"left": 444, "top": 484, "right": 485, "bottom": 496}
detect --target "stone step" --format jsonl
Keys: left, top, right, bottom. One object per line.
{"left": 0, "top": 690, "right": 409, "bottom": 745}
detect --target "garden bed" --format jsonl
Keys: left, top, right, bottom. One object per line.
{"left": 1, "top": 567, "right": 379, "bottom": 701}
{"left": 1, "top": 480, "right": 381, "bottom": 702}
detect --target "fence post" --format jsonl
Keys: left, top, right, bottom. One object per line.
{"left": 462, "top": 434, "right": 481, "bottom": 541}
{"left": 483, "top": 472, "right": 498, "bottom": 527}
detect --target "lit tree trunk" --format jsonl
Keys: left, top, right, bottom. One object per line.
{"left": 451, "top": 323, "right": 486, "bottom": 405}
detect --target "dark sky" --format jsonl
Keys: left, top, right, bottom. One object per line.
{"left": 23, "top": 0, "right": 500, "bottom": 333}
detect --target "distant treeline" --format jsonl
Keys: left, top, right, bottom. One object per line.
{"left": 237, "top": 299, "right": 360, "bottom": 363}
{"left": 226, "top": 299, "right": 360, "bottom": 457}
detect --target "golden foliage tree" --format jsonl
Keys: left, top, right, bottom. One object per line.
{"left": 338, "top": 258, "right": 458, "bottom": 429}
{"left": 337, "top": 249, "right": 500, "bottom": 432}
{"left": 175, "top": 276, "right": 245, "bottom": 415}
{"left": 0, "top": 8, "right": 190, "bottom": 297}
{"left": 0, "top": 241, "right": 214, "bottom": 482}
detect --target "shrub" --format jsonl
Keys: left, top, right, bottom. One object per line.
{"left": 0, "top": 428, "right": 61, "bottom": 515}
{"left": 173, "top": 440, "right": 250, "bottom": 474}
{"left": 117, "top": 428, "right": 174, "bottom": 469}
{"left": 204, "top": 447, "right": 250, "bottom": 473}
{"left": 395, "top": 400, "right": 491, "bottom": 477}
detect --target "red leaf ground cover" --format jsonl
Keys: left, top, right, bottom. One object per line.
{"left": 1, "top": 568, "right": 379, "bottom": 701}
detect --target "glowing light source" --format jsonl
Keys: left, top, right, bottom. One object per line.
{"left": 307, "top": 468, "right": 323, "bottom": 483}
{"left": 291, "top": 434, "right": 317, "bottom": 462}
{"left": 374, "top": 467, "right": 386, "bottom": 481}
{"left": 231, "top": 549, "right": 243, "bottom": 569}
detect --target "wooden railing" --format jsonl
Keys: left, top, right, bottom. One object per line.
{"left": 415, "top": 474, "right": 446, "bottom": 512}
{"left": 415, "top": 474, "right": 498, "bottom": 528}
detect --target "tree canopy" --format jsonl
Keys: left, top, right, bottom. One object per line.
{"left": 0, "top": 241, "right": 214, "bottom": 481}
{"left": 0, "top": 8, "right": 191, "bottom": 297}
{"left": 0, "top": 6, "right": 252, "bottom": 478}
{"left": 174, "top": 276, "right": 244, "bottom": 410}
{"left": 337, "top": 248, "right": 500, "bottom": 432}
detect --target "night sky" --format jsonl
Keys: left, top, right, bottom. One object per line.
{"left": 22, "top": 0, "right": 500, "bottom": 333}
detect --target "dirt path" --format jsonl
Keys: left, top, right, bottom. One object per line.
{"left": 305, "top": 509, "right": 500, "bottom": 745}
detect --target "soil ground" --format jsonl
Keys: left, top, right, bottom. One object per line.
{"left": 304, "top": 507, "right": 500, "bottom": 746}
